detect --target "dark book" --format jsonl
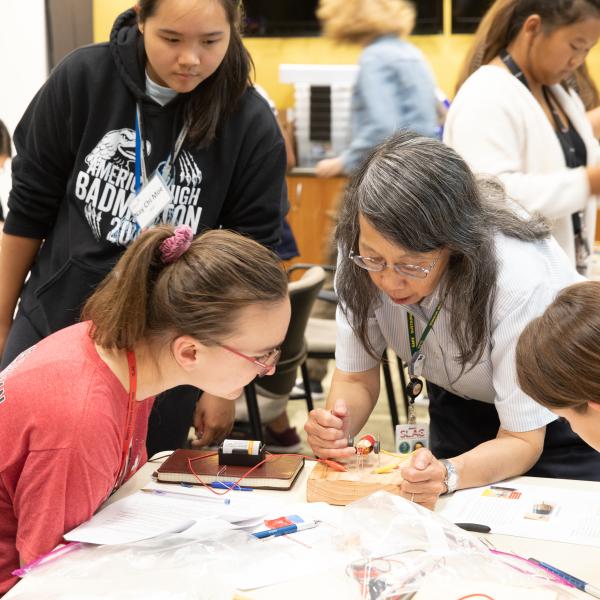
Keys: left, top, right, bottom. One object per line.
{"left": 156, "top": 449, "right": 304, "bottom": 491}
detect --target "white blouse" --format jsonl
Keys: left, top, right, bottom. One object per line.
{"left": 335, "top": 233, "right": 583, "bottom": 433}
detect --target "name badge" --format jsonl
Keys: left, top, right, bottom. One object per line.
{"left": 130, "top": 172, "right": 173, "bottom": 229}
{"left": 395, "top": 423, "right": 429, "bottom": 455}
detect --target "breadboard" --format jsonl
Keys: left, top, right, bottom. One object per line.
{"left": 307, "top": 453, "right": 408, "bottom": 505}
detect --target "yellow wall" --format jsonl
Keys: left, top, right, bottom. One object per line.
{"left": 93, "top": 1, "right": 600, "bottom": 110}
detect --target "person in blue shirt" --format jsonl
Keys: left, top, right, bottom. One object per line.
{"left": 315, "top": 0, "right": 439, "bottom": 178}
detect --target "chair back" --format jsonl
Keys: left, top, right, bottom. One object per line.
{"left": 258, "top": 266, "right": 326, "bottom": 396}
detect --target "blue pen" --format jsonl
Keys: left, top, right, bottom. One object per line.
{"left": 210, "top": 481, "right": 253, "bottom": 491}
{"left": 529, "top": 558, "right": 600, "bottom": 598}
{"left": 252, "top": 520, "right": 318, "bottom": 539}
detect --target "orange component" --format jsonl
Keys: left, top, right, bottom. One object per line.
{"left": 322, "top": 459, "right": 348, "bottom": 472}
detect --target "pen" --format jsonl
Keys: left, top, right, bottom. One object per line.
{"left": 455, "top": 522, "right": 491, "bottom": 533}
{"left": 252, "top": 520, "right": 318, "bottom": 539}
{"left": 529, "top": 558, "right": 600, "bottom": 598}
{"left": 490, "top": 485, "right": 517, "bottom": 492}
{"left": 210, "top": 481, "right": 253, "bottom": 491}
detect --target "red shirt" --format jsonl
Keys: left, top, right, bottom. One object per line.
{"left": 0, "top": 322, "right": 154, "bottom": 594}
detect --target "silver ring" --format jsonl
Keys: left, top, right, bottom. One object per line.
{"left": 411, "top": 493, "right": 415, "bottom": 502}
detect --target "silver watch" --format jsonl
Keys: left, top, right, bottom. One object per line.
{"left": 440, "top": 458, "right": 459, "bottom": 494}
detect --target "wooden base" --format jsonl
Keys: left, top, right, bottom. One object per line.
{"left": 307, "top": 453, "right": 409, "bottom": 506}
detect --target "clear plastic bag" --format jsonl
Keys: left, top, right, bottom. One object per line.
{"left": 334, "top": 491, "right": 578, "bottom": 599}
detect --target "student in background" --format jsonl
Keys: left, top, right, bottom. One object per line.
{"left": 0, "top": 226, "right": 290, "bottom": 595}
{"left": 0, "top": 0, "right": 287, "bottom": 456}
{"left": 0, "top": 120, "right": 11, "bottom": 224}
{"left": 445, "top": 0, "right": 600, "bottom": 274}
{"left": 517, "top": 281, "right": 600, "bottom": 453}
{"left": 315, "top": 0, "right": 438, "bottom": 178}
{"left": 304, "top": 132, "right": 598, "bottom": 510}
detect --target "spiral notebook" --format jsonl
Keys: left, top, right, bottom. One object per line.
{"left": 155, "top": 449, "right": 304, "bottom": 490}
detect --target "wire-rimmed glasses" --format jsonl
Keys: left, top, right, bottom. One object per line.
{"left": 349, "top": 250, "right": 441, "bottom": 279}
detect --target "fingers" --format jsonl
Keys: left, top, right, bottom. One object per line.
{"left": 304, "top": 407, "right": 354, "bottom": 459}
{"left": 399, "top": 450, "right": 447, "bottom": 506}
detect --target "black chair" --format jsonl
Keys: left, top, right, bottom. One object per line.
{"left": 244, "top": 266, "right": 326, "bottom": 441}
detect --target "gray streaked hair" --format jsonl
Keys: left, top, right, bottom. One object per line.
{"left": 335, "top": 131, "right": 551, "bottom": 369}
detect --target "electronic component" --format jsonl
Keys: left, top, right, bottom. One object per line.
{"left": 218, "top": 439, "right": 265, "bottom": 467}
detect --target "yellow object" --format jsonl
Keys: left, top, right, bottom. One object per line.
{"left": 371, "top": 461, "right": 402, "bottom": 474}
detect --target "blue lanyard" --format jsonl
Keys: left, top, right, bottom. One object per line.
{"left": 134, "top": 104, "right": 189, "bottom": 195}
{"left": 134, "top": 107, "right": 143, "bottom": 195}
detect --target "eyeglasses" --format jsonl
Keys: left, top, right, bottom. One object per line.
{"left": 220, "top": 344, "right": 281, "bottom": 377}
{"left": 348, "top": 250, "right": 442, "bottom": 279}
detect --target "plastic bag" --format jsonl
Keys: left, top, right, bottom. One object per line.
{"left": 334, "top": 491, "right": 578, "bottom": 599}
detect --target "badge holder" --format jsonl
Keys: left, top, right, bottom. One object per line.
{"left": 395, "top": 353, "right": 429, "bottom": 455}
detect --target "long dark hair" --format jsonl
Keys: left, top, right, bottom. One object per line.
{"left": 335, "top": 131, "right": 550, "bottom": 369}
{"left": 456, "top": 0, "right": 600, "bottom": 92}
{"left": 83, "top": 227, "right": 287, "bottom": 349}
{"left": 138, "top": 0, "right": 253, "bottom": 148}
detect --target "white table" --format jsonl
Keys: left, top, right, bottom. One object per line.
{"left": 6, "top": 457, "right": 598, "bottom": 599}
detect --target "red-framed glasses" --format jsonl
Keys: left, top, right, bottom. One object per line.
{"left": 220, "top": 345, "right": 281, "bottom": 377}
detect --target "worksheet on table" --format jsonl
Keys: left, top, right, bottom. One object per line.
{"left": 439, "top": 482, "right": 600, "bottom": 546}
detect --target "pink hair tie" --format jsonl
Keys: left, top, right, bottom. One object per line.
{"left": 159, "top": 225, "right": 193, "bottom": 264}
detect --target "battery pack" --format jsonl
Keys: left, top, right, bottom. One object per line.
{"left": 218, "top": 439, "right": 266, "bottom": 467}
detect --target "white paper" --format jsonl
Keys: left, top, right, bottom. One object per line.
{"left": 142, "top": 481, "right": 278, "bottom": 523}
{"left": 65, "top": 487, "right": 273, "bottom": 545}
{"left": 439, "top": 482, "right": 600, "bottom": 546}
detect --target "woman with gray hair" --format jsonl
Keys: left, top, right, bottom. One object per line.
{"left": 304, "top": 131, "right": 598, "bottom": 509}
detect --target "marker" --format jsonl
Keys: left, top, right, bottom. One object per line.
{"left": 252, "top": 520, "right": 319, "bottom": 539}
{"left": 210, "top": 481, "right": 253, "bottom": 491}
{"left": 455, "top": 522, "right": 491, "bottom": 533}
{"left": 529, "top": 558, "right": 600, "bottom": 598}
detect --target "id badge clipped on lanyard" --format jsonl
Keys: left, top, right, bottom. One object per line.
{"left": 129, "top": 105, "right": 181, "bottom": 230}
{"left": 395, "top": 351, "right": 429, "bottom": 455}
{"left": 394, "top": 308, "right": 442, "bottom": 456}
{"left": 130, "top": 172, "right": 173, "bottom": 230}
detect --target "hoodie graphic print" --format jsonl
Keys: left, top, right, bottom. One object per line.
{"left": 77, "top": 128, "right": 203, "bottom": 245}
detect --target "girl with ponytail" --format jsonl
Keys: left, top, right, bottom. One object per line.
{"left": 446, "top": 0, "right": 600, "bottom": 273}
{"left": 0, "top": 227, "right": 290, "bottom": 595}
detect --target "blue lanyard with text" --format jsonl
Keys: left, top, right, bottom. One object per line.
{"left": 134, "top": 104, "right": 189, "bottom": 194}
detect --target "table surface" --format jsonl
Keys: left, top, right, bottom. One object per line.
{"left": 6, "top": 456, "right": 598, "bottom": 599}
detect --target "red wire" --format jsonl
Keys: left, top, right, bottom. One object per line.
{"left": 456, "top": 595, "right": 495, "bottom": 600}
{"left": 185, "top": 451, "right": 344, "bottom": 496}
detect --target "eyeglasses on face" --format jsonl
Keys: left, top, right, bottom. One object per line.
{"left": 220, "top": 344, "right": 281, "bottom": 377}
{"left": 348, "top": 250, "right": 442, "bottom": 279}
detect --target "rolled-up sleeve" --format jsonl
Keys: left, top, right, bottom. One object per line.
{"left": 335, "top": 303, "right": 386, "bottom": 372}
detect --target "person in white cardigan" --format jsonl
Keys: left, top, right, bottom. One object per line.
{"left": 444, "top": 0, "right": 600, "bottom": 273}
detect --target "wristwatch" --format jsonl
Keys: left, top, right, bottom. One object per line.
{"left": 440, "top": 458, "right": 459, "bottom": 494}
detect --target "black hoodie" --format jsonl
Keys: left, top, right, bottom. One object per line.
{"left": 5, "top": 9, "right": 286, "bottom": 334}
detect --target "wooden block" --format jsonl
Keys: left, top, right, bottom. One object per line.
{"left": 307, "top": 453, "right": 408, "bottom": 505}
